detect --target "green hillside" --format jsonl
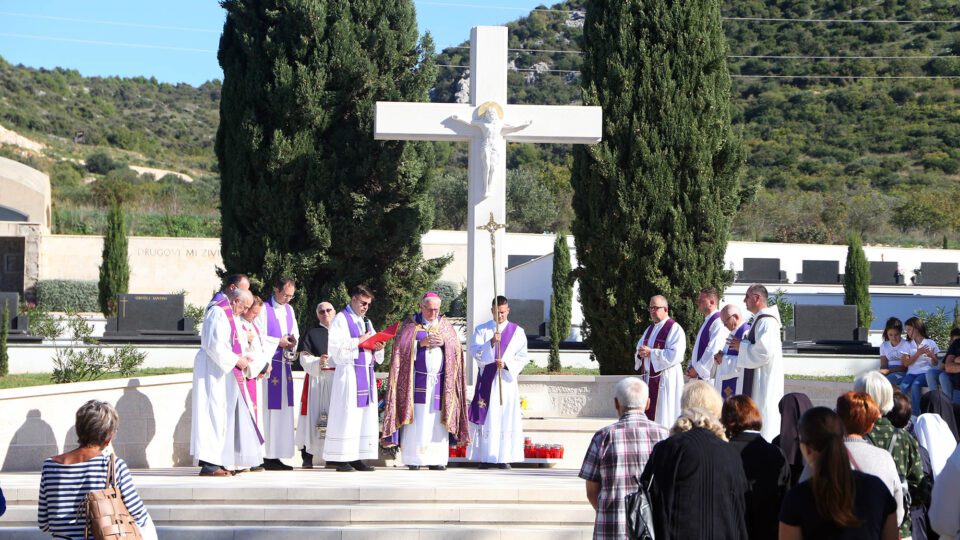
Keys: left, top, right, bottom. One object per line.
{"left": 1, "top": 0, "right": 959, "bottom": 245}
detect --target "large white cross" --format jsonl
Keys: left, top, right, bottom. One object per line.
{"left": 375, "top": 26, "right": 602, "bottom": 363}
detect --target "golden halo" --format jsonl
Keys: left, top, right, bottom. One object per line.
{"left": 476, "top": 101, "right": 504, "bottom": 120}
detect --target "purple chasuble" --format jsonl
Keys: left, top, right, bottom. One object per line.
{"left": 720, "top": 323, "right": 751, "bottom": 399}
{"left": 265, "top": 298, "right": 295, "bottom": 410}
{"left": 695, "top": 311, "right": 722, "bottom": 364}
{"left": 639, "top": 319, "right": 676, "bottom": 422}
{"left": 741, "top": 314, "right": 776, "bottom": 400}
{"left": 343, "top": 306, "right": 375, "bottom": 408}
{"left": 413, "top": 313, "right": 444, "bottom": 412}
{"left": 214, "top": 297, "right": 263, "bottom": 444}
{"left": 468, "top": 322, "right": 518, "bottom": 426}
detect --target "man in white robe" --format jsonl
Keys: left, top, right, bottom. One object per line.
{"left": 223, "top": 296, "right": 271, "bottom": 472}
{"left": 295, "top": 301, "right": 336, "bottom": 468}
{"left": 713, "top": 304, "right": 750, "bottom": 399}
{"left": 687, "top": 287, "right": 729, "bottom": 387}
{"left": 190, "top": 288, "right": 254, "bottom": 476}
{"left": 467, "top": 296, "right": 528, "bottom": 469}
{"left": 256, "top": 277, "right": 300, "bottom": 470}
{"left": 322, "top": 285, "right": 386, "bottom": 472}
{"left": 635, "top": 295, "right": 686, "bottom": 429}
{"left": 729, "top": 283, "right": 784, "bottom": 441}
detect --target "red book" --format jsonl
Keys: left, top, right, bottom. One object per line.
{"left": 359, "top": 322, "right": 400, "bottom": 350}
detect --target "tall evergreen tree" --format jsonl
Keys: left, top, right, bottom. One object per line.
{"left": 216, "top": 0, "right": 447, "bottom": 327}
{"left": 844, "top": 232, "right": 872, "bottom": 328}
{"left": 98, "top": 201, "right": 129, "bottom": 316}
{"left": 572, "top": 0, "right": 747, "bottom": 374}
{"left": 548, "top": 233, "right": 572, "bottom": 372}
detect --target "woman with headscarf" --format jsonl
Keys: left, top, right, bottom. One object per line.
{"left": 921, "top": 390, "right": 959, "bottom": 442}
{"left": 775, "top": 392, "right": 813, "bottom": 487}
{"left": 914, "top": 411, "right": 958, "bottom": 479}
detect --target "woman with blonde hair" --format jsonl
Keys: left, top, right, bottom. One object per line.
{"left": 639, "top": 407, "right": 748, "bottom": 538}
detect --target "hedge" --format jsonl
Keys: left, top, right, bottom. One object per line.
{"left": 36, "top": 280, "right": 100, "bottom": 313}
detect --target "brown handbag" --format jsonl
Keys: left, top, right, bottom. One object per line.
{"left": 84, "top": 454, "right": 142, "bottom": 540}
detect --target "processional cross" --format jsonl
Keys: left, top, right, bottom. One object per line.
{"left": 374, "top": 26, "right": 602, "bottom": 376}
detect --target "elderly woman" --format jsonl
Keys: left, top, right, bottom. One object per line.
{"left": 722, "top": 395, "right": 791, "bottom": 540}
{"left": 38, "top": 400, "right": 155, "bottom": 539}
{"left": 857, "top": 372, "right": 923, "bottom": 539}
{"left": 639, "top": 408, "right": 748, "bottom": 539}
{"left": 680, "top": 379, "right": 724, "bottom": 420}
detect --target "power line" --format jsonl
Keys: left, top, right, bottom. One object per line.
{"left": 0, "top": 33, "right": 215, "bottom": 53}
{"left": 449, "top": 46, "right": 960, "bottom": 60}
{"left": 415, "top": 1, "right": 578, "bottom": 14}
{"left": 0, "top": 11, "right": 221, "bottom": 34}
{"left": 436, "top": 63, "right": 580, "bottom": 74}
{"left": 732, "top": 74, "right": 960, "bottom": 79}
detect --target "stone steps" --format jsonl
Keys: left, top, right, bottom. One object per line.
{"left": 0, "top": 468, "right": 595, "bottom": 538}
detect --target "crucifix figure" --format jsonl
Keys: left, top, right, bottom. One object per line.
{"left": 374, "top": 26, "right": 602, "bottom": 374}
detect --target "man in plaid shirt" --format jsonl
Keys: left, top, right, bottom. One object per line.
{"left": 579, "top": 377, "right": 670, "bottom": 540}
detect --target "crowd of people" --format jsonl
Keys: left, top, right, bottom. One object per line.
{"left": 580, "top": 283, "right": 960, "bottom": 540}
{"left": 189, "top": 275, "right": 529, "bottom": 475}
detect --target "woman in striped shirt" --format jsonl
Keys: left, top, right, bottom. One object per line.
{"left": 38, "top": 399, "right": 154, "bottom": 539}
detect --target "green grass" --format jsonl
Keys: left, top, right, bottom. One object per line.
{"left": 785, "top": 374, "right": 856, "bottom": 383}
{"left": 0, "top": 368, "right": 192, "bottom": 389}
{"left": 521, "top": 364, "right": 601, "bottom": 375}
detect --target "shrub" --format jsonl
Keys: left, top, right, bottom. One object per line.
{"left": 50, "top": 315, "right": 146, "bottom": 383}
{"left": 36, "top": 280, "right": 100, "bottom": 313}
{"left": 84, "top": 151, "right": 123, "bottom": 174}
{"left": 430, "top": 281, "right": 460, "bottom": 313}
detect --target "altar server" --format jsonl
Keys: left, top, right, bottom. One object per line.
{"left": 467, "top": 296, "right": 528, "bottom": 468}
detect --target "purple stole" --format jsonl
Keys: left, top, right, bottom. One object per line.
{"left": 639, "top": 319, "right": 676, "bottom": 422}
{"left": 414, "top": 314, "right": 444, "bottom": 412}
{"left": 468, "top": 322, "right": 518, "bottom": 425}
{"left": 265, "top": 298, "right": 295, "bottom": 410}
{"left": 214, "top": 297, "right": 263, "bottom": 444}
{"left": 343, "top": 306, "right": 375, "bottom": 408}
{"left": 720, "top": 323, "right": 751, "bottom": 399}
{"left": 694, "top": 311, "right": 722, "bottom": 367}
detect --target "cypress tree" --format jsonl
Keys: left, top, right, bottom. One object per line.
{"left": 216, "top": 0, "right": 447, "bottom": 327}
{"left": 98, "top": 201, "right": 130, "bottom": 316}
{"left": 572, "top": 0, "right": 746, "bottom": 374}
{"left": 1, "top": 303, "right": 9, "bottom": 377}
{"left": 548, "top": 233, "right": 572, "bottom": 372}
{"left": 843, "top": 232, "right": 872, "bottom": 328}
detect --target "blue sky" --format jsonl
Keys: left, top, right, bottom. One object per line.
{"left": 0, "top": 0, "right": 551, "bottom": 86}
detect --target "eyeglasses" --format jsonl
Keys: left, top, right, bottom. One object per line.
{"left": 319, "top": 308, "right": 335, "bottom": 313}
{"left": 647, "top": 306, "right": 667, "bottom": 311}
{"left": 356, "top": 300, "right": 371, "bottom": 307}
{"left": 278, "top": 292, "right": 295, "bottom": 300}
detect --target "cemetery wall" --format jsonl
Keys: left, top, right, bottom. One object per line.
{"left": 40, "top": 235, "right": 223, "bottom": 306}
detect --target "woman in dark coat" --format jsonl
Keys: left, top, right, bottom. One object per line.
{"left": 639, "top": 408, "right": 748, "bottom": 539}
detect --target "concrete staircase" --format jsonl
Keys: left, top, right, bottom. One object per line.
{"left": 0, "top": 467, "right": 595, "bottom": 539}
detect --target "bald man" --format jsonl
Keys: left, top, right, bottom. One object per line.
{"left": 714, "top": 304, "right": 751, "bottom": 399}
{"left": 635, "top": 295, "right": 686, "bottom": 428}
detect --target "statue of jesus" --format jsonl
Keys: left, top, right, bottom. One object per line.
{"left": 450, "top": 101, "right": 532, "bottom": 198}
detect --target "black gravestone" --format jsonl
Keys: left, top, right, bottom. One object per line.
{"left": 101, "top": 293, "right": 198, "bottom": 344}
{"left": 869, "top": 261, "right": 903, "bottom": 285}
{"left": 508, "top": 255, "right": 541, "bottom": 269}
{"left": 0, "top": 237, "right": 25, "bottom": 295}
{"left": 798, "top": 260, "right": 840, "bottom": 284}
{"left": 789, "top": 305, "right": 864, "bottom": 342}
{"left": 507, "top": 299, "right": 546, "bottom": 338}
{"left": 917, "top": 262, "right": 959, "bottom": 286}
{"left": 736, "top": 258, "right": 787, "bottom": 283}
{"left": 0, "top": 292, "right": 33, "bottom": 337}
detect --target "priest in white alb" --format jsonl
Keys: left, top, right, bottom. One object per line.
{"left": 256, "top": 277, "right": 300, "bottom": 471}
{"left": 467, "top": 296, "right": 528, "bottom": 469}
{"left": 713, "top": 304, "right": 751, "bottom": 400}
{"left": 686, "top": 287, "right": 728, "bottom": 387}
{"left": 190, "top": 288, "right": 254, "bottom": 477}
{"left": 635, "top": 295, "right": 686, "bottom": 429}
{"left": 382, "top": 292, "right": 470, "bottom": 470}
{"left": 322, "top": 285, "right": 386, "bottom": 472}
{"left": 224, "top": 295, "right": 271, "bottom": 473}
{"left": 295, "top": 301, "right": 336, "bottom": 468}
{"left": 729, "top": 283, "right": 784, "bottom": 441}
